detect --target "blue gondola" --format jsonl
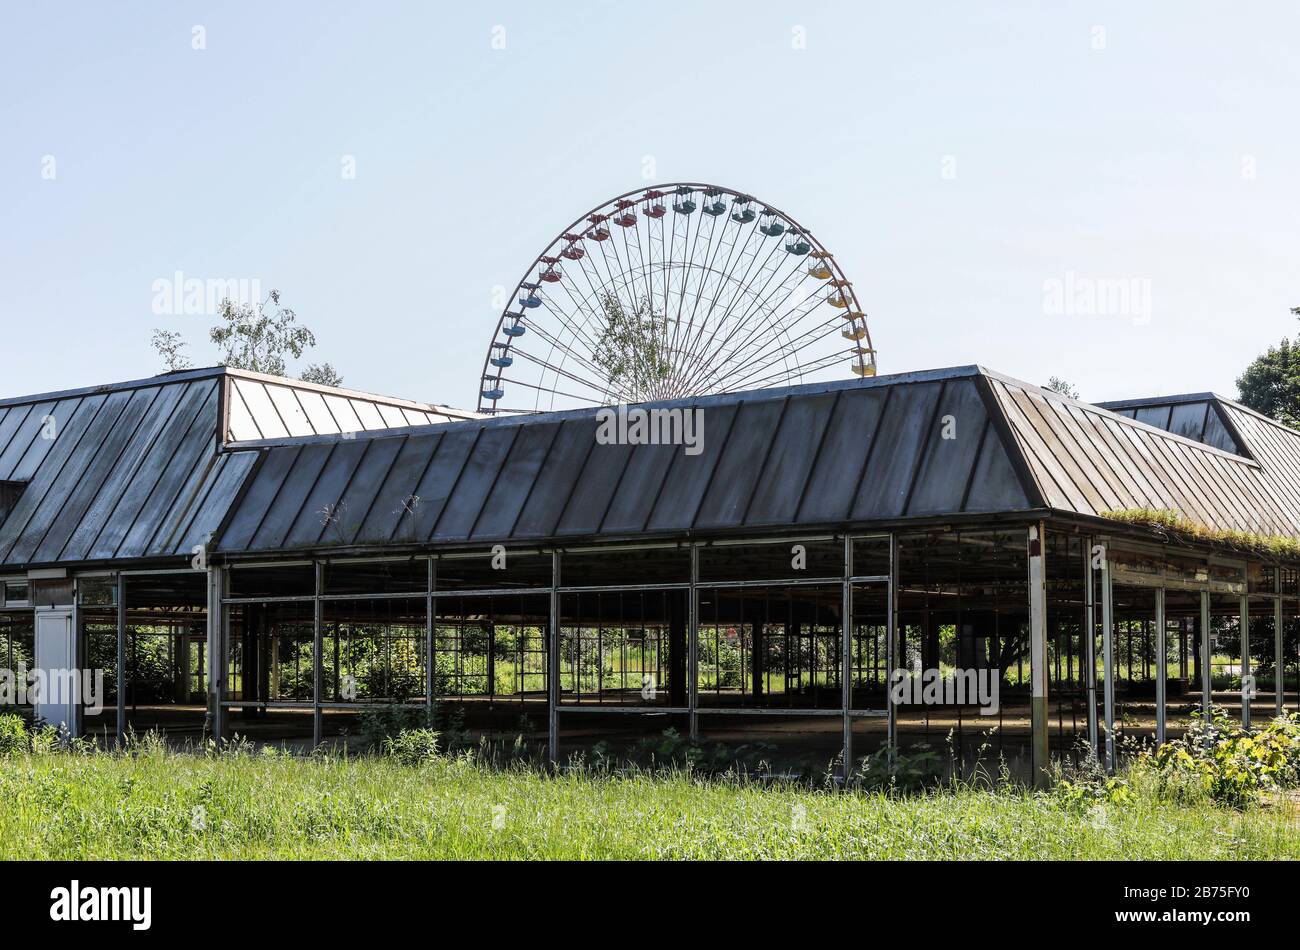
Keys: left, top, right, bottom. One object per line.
{"left": 503, "top": 323, "right": 526, "bottom": 337}
{"left": 518, "top": 294, "right": 542, "bottom": 308}
{"left": 490, "top": 355, "right": 513, "bottom": 368}
{"left": 481, "top": 387, "right": 504, "bottom": 400}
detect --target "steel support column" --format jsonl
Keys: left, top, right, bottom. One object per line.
{"left": 1275, "top": 595, "right": 1284, "bottom": 717}
{"left": 1155, "top": 587, "right": 1167, "bottom": 746}
{"left": 840, "top": 535, "right": 852, "bottom": 781}
{"left": 1101, "top": 551, "right": 1115, "bottom": 772}
{"left": 886, "top": 532, "right": 898, "bottom": 753}
{"left": 1200, "top": 590, "right": 1212, "bottom": 720}
{"left": 1027, "top": 523, "right": 1050, "bottom": 786}
{"left": 688, "top": 544, "right": 699, "bottom": 743}
{"left": 426, "top": 558, "right": 435, "bottom": 721}
{"left": 206, "top": 565, "right": 226, "bottom": 743}
{"left": 1240, "top": 592, "right": 1251, "bottom": 729}
{"left": 1083, "top": 539, "right": 1098, "bottom": 755}
{"left": 115, "top": 572, "right": 126, "bottom": 746}
{"left": 547, "top": 550, "right": 560, "bottom": 765}
{"left": 312, "top": 560, "right": 323, "bottom": 747}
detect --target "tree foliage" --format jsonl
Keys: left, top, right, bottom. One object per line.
{"left": 150, "top": 329, "right": 192, "bottom": 372}
{"left": 1236, "top": 308, "right": 1300, "bottom": 427}
{"left": 151, "top": 289, "right": 342, "bottom": 386}
{"left": 592, "top": 293, "right": 672, "bottom": 402}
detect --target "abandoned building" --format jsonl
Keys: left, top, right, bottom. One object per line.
{"left": 1, "top": 363, "right": 1297, "bottom": 778}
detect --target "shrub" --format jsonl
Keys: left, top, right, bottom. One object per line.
{"left": 1136, "top": 711, "right": 1300, "bottom": 807}
{"left": 383, "top": 728, "right": 441, "bottom": 765}
{"left": 0, "top": 713, "right": 28, "bottom": 756}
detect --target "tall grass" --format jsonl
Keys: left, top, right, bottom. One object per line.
{"left": 0, "top": 738, "right": 1296, "bottom": 860}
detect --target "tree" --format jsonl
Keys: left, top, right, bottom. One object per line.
{"left": 151, "top": 329, "right": 192, "bottom": 371}
{"left": 1043, "top": 376, "right": 1079, "bottom": 399}
{"left": 151, "top": 289, "right": 343, "bottom": 386}
{"left": 300, "top": 362, "right": 344, "bottom": 387}
{"left": 592, "top": 293, "right": 672, "bottom": 402}
{"left": 1236, "top": 308, "right": 1300, "bottom": 427}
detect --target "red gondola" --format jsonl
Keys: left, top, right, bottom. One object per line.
{"left": 614, "top": 212, "right": 637, "bottom": 227}
{"left": 561, "top": 244, "right": 585, "bottom": 260}
{"left": 539, "top": 267, "right": 562, "bottom": 283}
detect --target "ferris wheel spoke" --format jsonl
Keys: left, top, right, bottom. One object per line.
{"left": 674, "top": 251, "right": 816, "bottom": 395}
{"left": 477, "top": 183, "right": 877, "bottom": 414}
{"left": 506, "top": 345, "right": 619, "bottom": 400}
{"left": 700, "top": 292, "right": 841, "bottom": 392}
{"left": 711, "top": 312, "right": 852, "bottom": 392}
{"left": 673, "top": 231, "right": 805, "bottom": 393}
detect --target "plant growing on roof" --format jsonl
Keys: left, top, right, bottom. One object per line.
{"left": 151, "top": 289, "right": 344, "bottom": 386}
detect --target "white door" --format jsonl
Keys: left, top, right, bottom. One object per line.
{"left": 35, "top": 609, "right": 78, "bottom": 733}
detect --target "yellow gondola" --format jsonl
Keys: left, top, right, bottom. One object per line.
{"left": 807, "top": 264, "right": 833, "bottom": 279}
{"left": 852, "top": 363, "right": 878, "bottom": 378}
{"left": 827, "top": 293, "right": 850, "bottom": 308}
{"left": 841, "top": 326, "right": 869, "bottom": 341}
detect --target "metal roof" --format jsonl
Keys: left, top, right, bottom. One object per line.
{"left": 0, "top": 367, "right": 476, "bottom": 569}
{"left": 0, "top": 376, "right": 257, "bottom": 566}
{"left": 988, "top": 374, "right": 1300, "bottom": 537}
{"left": 224, "top": 371, "right": 478, "bottom": 441}
{"left": 6, "top": 363, "right": 1300, "bottom": 569}
{"left": 1093, "top": 393, "right": 1248, "bottom": 456}
{"left": 214, "top": 367, "right": 1036, "bottom": 554}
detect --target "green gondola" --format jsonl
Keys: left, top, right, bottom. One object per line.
{"left": 785, "top": 239, "right": 811, "bottom": 255}
{"left": 759, "top": 222, "right": 785, "bottom": 237}
{"left": 731, "top": 209, "right": 756, "bottom": 224}
{"left": 673, "top": 199, "right": 697, "bottom": 214}
{"left": 702, "top": 201, "right": 727, "bottom": 216}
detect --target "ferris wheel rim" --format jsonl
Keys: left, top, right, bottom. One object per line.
{"left": 476, "top": 182, "right": 876, "bottom": 414}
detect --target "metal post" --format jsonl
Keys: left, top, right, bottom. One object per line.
{"left": 1027, "top": 523, "right": 1050, "bottom": 787}
{"left": 1083, "top": 539, "right": 1098, "bottom": 755}
{"left": 841, "top": 535, "right": 853, "bottom": 782}
{"left": 1274, "top": 590, "right": 1284, "bottom": 718}
{"left": 1200, "top": 590, "right": 1212, "bottom": 720}
{"left": 426, "top": 558, "right": 435, "bottom": 720}
{"left": 206, "top": 565, "right": 226, "bottom": 743}
{"left": 1100, "top": 550, "right": 1115, "bottom": 772}
{"left": 688, "top": 543, "right": 699, "bottom": 743}
{"left": 1155, "top": 587, "right": 1167, "bottom": 746}
{"left": 886, "top": 532, "right": 898, "bottom": 752}
{"left": 115, "top": 572, "right": 126, "bottom": 746}
{"left": 312, "top": 560, "right": 323, "bottom": 747}
{"left": 547, "top": 550, "right": 560, "bottom": 765}
{"left": 1240, "top": 592, "right": 1251, "bottom": 729}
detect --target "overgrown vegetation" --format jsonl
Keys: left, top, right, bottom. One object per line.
{"left": 152, "top": 289, "right": 342, "bottom": 386}
{"left": 1101, "top": 507, "right": 1300, "bottom": 561}
{"left": 2, "top": 711, "right": 1298, "bottom": 860}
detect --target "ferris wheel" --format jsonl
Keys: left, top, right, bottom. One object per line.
{"left": 477, "top": 183, "right": 877, "bottom": 414}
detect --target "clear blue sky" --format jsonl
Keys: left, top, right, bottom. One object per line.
{"left": 2, "top": 2, "right": 1297, "bottom": 407}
